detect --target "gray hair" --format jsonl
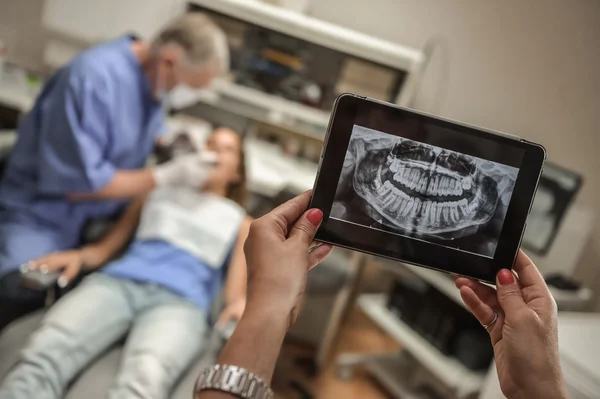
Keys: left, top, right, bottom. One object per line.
{"left": 151, "top": 13, "right": 229, "bottom": 74}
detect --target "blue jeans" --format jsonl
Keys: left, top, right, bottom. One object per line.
{"left": 0, "top": 274, "right": 208, "bottom": 399}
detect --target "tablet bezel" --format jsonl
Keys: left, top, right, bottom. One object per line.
{"left": 310, "top": 94, "right": 546, "bottom": 283}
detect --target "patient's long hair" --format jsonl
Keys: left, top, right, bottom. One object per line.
{"left": 226, "top": 131, "right": 248, "bottom": 209}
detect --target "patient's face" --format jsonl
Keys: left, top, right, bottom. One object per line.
{"left": 206, "top": 128, "right": 242, "bottom": 185}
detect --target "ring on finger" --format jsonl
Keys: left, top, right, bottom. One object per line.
{"left": 481, "top": 312, "right": 498, "bottom": 332}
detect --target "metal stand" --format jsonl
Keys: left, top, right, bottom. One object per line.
{"left": 335, "top": 288, "right": 486, "bottom": 399}
{"left": 315, "top": 251, "right": 367, "bottom": 368}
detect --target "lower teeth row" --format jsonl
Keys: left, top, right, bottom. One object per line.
{"left": 376, "top": 181, "right": 476, "bottom": 224}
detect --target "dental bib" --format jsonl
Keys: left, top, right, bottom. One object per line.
{"left": 136, "top": 187, "right": 245, "bottom": 269}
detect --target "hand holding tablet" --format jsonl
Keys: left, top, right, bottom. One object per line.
{"left": 310, "top": 94, "right": 545, "bottom": 283}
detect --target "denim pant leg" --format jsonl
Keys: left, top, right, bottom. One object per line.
{"left": 0, "top": 275, "right": 133, "bottom": 399}
{"left": 107, "top": 291, "right": 207, "bottom": 399}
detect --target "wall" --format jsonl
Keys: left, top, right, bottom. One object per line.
{"left": 311, "top": 0, "right": 600, "bottom": 303}
{"left": 0, "top": 0, "right": 185, "bottom": 72}
{"left": 0, "top": 0, "right": 47, "bottom": 71}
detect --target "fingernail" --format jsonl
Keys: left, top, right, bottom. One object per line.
{"left": 307, "top": 209, "right": 323, "bottom": 227}
{"left": 497, "top": 269, "right": 515, "bottom": 285}
{"left": 308, "top": 242, "right": 323, "bottom": 253}
{"left": 57, "top": 276, "right": 68, "bottom": 288}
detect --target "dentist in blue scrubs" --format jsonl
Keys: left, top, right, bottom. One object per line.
{"left": 0, "top": 13, "right": 229, "bottom": 329}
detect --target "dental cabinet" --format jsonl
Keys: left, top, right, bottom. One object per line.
{"left": 186, "top": 0, "right": 425, "bottom": 141}
{"left": 43, "top": 0, "right": 425, "bottom": 143}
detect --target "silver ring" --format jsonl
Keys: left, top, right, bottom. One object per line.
{"left": 481, "top": 312, "right": 498, "bottom": 331}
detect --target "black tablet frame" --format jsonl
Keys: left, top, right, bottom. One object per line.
{"left": 310, "top": 94, "right": 546, "bottom": 283}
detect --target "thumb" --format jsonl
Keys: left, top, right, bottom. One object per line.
{"left": 289, "top": 208, "right": 323, "bottom": 245}
{"left": 496, "top": 268, "right": 526, "bottom": 314}
{"left": 216, "top": 307, "right": 234, "bottom": 328}
{"left": 58, "top": 260, "right": 81, "bottom": 288}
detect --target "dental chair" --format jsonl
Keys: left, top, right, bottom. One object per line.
{"left": 0, "top": 249, "right": 356, "bottom": 398}
{"left": 0, "top": 223, "right": 233, "bottom": 397}
{"left": 0, "top": 137, "right": 231, "bottom": 396}
{"left": 0, "top": 295, "right": 227, "bottom": 398}
{"left": 0, "top": 138, "right": 358, "bottom": 397}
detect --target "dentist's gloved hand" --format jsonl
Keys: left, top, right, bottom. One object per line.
{"left": 153, "top": 151, "right": 218, "bottom": 188}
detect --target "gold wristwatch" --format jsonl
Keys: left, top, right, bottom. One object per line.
{"left": 195, "top": 364, "right": 274, "bottom": 399}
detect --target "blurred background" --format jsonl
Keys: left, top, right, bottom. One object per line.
{"left": 0, "top": 0, "right": 599, "bottom": 398}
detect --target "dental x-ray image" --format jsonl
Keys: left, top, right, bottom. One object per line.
{"left": 331, "top": 125, "right": 520, "bottom": 257}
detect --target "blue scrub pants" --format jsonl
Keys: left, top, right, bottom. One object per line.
{"left": 0, "top": 217, "right": 78, "bottom": 331}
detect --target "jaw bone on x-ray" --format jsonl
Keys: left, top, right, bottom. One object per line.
{"left": 331, "top": 125, "right": 519, "bottom": 257}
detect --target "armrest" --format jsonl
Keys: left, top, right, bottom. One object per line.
{"left": 20, "top": 268, "right": 61, "bottom": 291}
{"left": 0, "top": 130, "right": 17, "bottom": 178}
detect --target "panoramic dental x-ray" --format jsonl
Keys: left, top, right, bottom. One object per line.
{"left": 331, "top": 125, "right": 519, "bottom": 258}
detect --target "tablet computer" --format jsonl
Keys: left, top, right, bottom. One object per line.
{"left": 310, "top": 94, "right": 546, "bottom": 283}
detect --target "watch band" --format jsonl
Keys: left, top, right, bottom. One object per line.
{"left": 195, "top": 364, "right": 274, "bottom": 399}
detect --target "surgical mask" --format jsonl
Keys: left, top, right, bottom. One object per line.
{"left": 155, "top": 64, "right": 217, "bottom": 110}
{"left": 154, "top": 64, "right": 184, "bottom": 109}
{"left": 157, "top": 82, "right": 218, "bottom": 111}
{"left": 168, "top": 84, "right": 217, "bottom": 110}
{"left": 155, "top": 87, "right": 169, "bottom": 104}
{"left": 154, "top": 64, "right": 170, "bottom": 104}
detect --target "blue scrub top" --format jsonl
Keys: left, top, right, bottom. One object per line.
{"left": 0, "top": 36, "right": 165, "bottom": 275}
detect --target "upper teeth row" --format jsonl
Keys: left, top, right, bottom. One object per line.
{"left": 392, "top": 166, "right": 471, "bottom": 196}
{"left": 376, "top": 181, "right": 477, "bottom": 224}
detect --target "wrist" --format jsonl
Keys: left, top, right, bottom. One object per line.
{"left": 244, "top": 298, "right": 290, "bottom": 324}
{"left": 515, "top": 375, "right": 568, "bottom": 399}
{"left": 247, "top": 279, "right": 298, "bottom": 312}
{"left": 245, "top": 293, "right": 294, "bottom": 326}
{"left": 226, "top": 296, "right": 246, "bottom": 306}
{"left": 516, "top": 388, "right": 567, "bottom": 399}
{"left": 80, "top": 245, "right": 109, "bottom": 269}
{"left": 217, "top": 300, "right": 289, "bottom": 384}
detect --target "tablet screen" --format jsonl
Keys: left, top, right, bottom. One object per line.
{"left": 330, "top": 125, "right": 519, "bottom": 258}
